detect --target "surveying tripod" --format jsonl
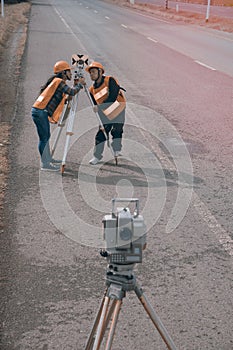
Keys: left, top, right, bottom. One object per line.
{"left": 85, "top": 268, "right": 178, "bottom": 350}
{"left": 51, "top": 54, "right": 117, "bottom": 174}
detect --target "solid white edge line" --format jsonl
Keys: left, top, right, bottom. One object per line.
{"left": 193, "top": 192, "right": 233, "bottom": 256}
{"left": 195, "top": 60, "right": 216, "bottom": 71}
{"left": 147, "top": 36, "right": 158, "bottom": 43}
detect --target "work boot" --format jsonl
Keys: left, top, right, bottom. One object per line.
{"left": 41, "top": 163, "right": 60, "bottom": 172}
{"left": 89, "top": 156, "right": 101, "bottom": 165}
{"left": 50, "top": 158, "right": 62, "bottom": 164}
{"left": 114, "top": 151, "right": 122, "bottom": 157}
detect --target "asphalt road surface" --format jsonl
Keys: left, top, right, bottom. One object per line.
{"left": 1, "top": 0, "right": 233, "bottom": 349}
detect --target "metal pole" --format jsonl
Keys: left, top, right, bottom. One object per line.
{"left": 1, "top": 0, "right": 4, "bottom": 18}
{"left": 165, "top": 0, "right": 168, "bottom": 10}
{"left": 206, "top": 0, "right": 211, "bottom": 22}
{"left": 135, "top": 284, "right": 177, "bottom": 350}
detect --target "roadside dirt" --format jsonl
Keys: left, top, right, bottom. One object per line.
{"left": 0, "top": 2, "right": 31, "bottom": 228}
{"left": 0, "top": 0, "right": 232, "bottom": 231}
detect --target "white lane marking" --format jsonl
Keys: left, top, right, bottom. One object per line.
{"left": 94, "top": 10, "right": 98, "bottom": 13}
{"left": 53, "top": 7, "right": 87, "bottom": 50}
{"left": 105, "top": 16, "right": 110, "bottom": 19}
{"left": 142, "top": 123, "right": 233, "bottom": 256}
{"left": 147, "top": 36, "right": 158, "bottom": 43}
{"left": 121, "top": 24, "right": 128, "bottom": 28}
{"left": 193, "top": 192, "right": 233, "bottom": 256}
{"left": 195, "top": 60, "right": 216, "bottom": 71}
{"left": 53, "top": 5, "right": 233, "bottom": 258}
{"left": 53, "top": 8, "right": 70, "bottom": 29}
{"left": 119, "top": 0, "right": 233, "bottom": 44}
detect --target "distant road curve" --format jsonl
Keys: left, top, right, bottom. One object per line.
{"left": 136, "top": 0, "right": 233, "bottom": 18}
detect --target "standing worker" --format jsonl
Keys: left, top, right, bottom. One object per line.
{"left": 31, "top": 60, "right": 85, "bottom": 171}
{"left": 85, "top": 62, "right": 126, "bottom": 165}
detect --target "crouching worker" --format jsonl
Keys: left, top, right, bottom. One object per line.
{"left": 31, "top": 60, "right": 85, "bottom": 171}
{"left": 85, "top": 61, "right": 126, "bottom": 165}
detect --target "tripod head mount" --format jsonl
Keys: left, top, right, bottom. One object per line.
{"left": 71, "top": 54, "right": 89, "bottom": 79}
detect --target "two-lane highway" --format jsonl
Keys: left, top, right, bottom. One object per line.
{"left": 1, "top": 0, "right": 233, "bottom": 349}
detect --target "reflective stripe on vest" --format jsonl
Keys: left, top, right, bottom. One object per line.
{"left": 90, "top": 76, "right": 126, "bottom": 120}
{"left": 93, "top": 86, "right": 108, "bottom": 102}
{"left": 33, "top": 77, "right": 65, "bottom": 124}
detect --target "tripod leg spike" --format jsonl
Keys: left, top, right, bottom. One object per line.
{"left": 61, "top": 164, "right": 65, "bottom": 174}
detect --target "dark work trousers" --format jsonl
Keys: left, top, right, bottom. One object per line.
{"left": 31, "top": 107, "right": 52, "bottom": 166}
{"left": 94, "top": 120, "right": 124, "bottom": 159}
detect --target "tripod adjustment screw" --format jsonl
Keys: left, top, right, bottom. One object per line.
{"left": 100, "top": 249, "right": 109, "bottom": 258}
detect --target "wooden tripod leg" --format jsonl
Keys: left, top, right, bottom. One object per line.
{"left": 135, "top": 285, "right": 177, "bottom": 350}
{"left": 85, "top": 295, "right": 118, "bottom": 350}
{"left": 85, "top": 291, "right": 107, "bottom": 350}
{"left": 92, "top": 295, "right": 111, "bottom": 350}
{"left": 105, "top": 299, "right": 122, "bottom": 350}
{"left": 99, "top": 299, "right": 118, "bottom": 344}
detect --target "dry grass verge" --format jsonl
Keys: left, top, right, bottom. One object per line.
{"left": 0, "top": 3, "right": 30, "bottom": 48}
{"left": 104, "top": 0, "right": 233, "bottom": 33}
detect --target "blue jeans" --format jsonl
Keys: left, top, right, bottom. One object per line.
{"left": 31, "top": 107, "right": 51, "bottom": 166}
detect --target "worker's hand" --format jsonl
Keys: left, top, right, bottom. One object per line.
{"left": 93, "top": 105, "right": 98, "bottom": 113}
{"left": 78, "top": 77, "right": 86, "bottom": 86}
{"left": 73, "top": 78, "right": 80, "bottom": 86}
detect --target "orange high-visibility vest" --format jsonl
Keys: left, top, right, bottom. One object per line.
{"left": 33, "top": 77, "right": 66, "bottom": 124}
{"left": 90, "top": 76, "right": 126, "bottom": 120}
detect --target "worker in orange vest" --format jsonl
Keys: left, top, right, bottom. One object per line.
{"left": 32, "top": 60, "right": 85, "bottom": 171}
{"left": 85, "top": 61, "right": 126, "bottom": 165}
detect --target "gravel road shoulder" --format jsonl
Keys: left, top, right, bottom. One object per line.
{"left": 0, "top": 2, "right": 31, "bottom": 230}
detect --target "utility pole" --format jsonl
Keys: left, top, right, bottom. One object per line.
{"left": 165, "top": 0, "right": 169, "bottom": 10}
{"left": 1, "top": 0, "right": 4, "bottom": 18}
{"left": 206, "top": 0, "right": 211, "bottom": 22}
